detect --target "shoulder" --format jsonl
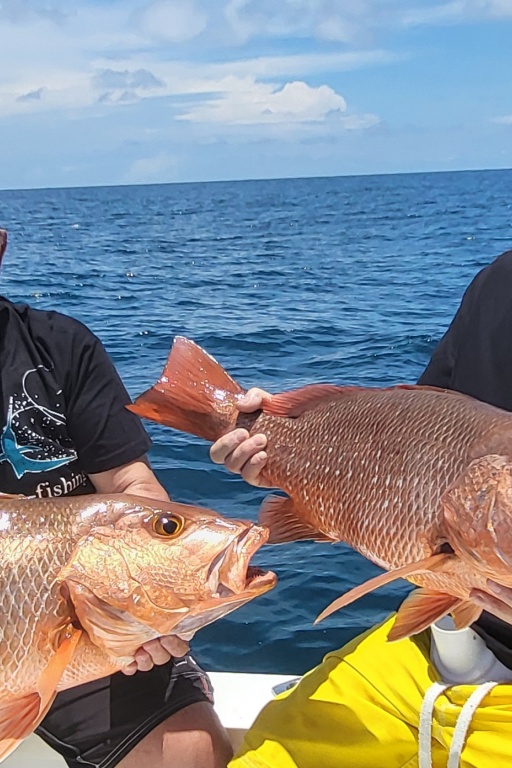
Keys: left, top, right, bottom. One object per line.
{"left": 469, "top": 249, "right": 512, "bottom": 297}
{"left": 27, "top": 306, "right": 96, "bottom": 340}
{"left": 3, "top": 300, "right": 109, "bottom": 379}
{"left": 0, "top": 297, "right": 100, "bottom": 353}
{"left": 25, "top": 306, "right": 104, "bottom": 362}
{"left": 0, "top": 297, "right": 95, "bottom": 340}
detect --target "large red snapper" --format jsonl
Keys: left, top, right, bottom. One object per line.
{"left": 129, "top": 336, "right": 512, "bottom": 642}
{"left": 0, "top": 493, "right": 275, "bottom": 762}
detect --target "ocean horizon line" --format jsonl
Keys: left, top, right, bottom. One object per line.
{"left": 1, "top": 165, "right": 511, "bottom": 196}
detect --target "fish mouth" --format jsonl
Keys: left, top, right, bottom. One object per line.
{"left": 207, "top": 524, "right": 277, "bottom": 598}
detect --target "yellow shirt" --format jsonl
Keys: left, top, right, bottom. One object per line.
{"left": 230, "top": 616, "right": 512, "bottom": 768}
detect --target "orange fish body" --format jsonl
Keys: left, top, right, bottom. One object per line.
{"left": 0, "top": 493, "right": 275, "bottom": 762}
{"left": 130, "top": 336, "right": 512, "bottom": 641}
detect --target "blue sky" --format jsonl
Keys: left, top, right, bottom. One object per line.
{"left": 1, "top": 0, "right": 512, "bottom": 189}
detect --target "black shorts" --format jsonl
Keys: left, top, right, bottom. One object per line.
{"left": 36, "top": 655, "right": 214, "bottom": 768}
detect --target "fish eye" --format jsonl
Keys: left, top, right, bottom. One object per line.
{"left": 151, "top": 513, "right": 185, "bottom": 538}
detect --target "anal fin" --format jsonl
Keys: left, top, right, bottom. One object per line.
{"left": 315, "top": 553, "right": 454, "bottom": 624}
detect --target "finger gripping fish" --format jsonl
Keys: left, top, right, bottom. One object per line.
{"left": 129, "top": 336, "right": 512, "bottom": 643}
{"left": 0, "top": 494, "right": 275, "bottom": 762}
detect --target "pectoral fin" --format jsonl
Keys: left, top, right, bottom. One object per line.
{"left": 315, "top": 553, "right": 454, "bottom": 624}
{"left": 387, "top": 592, "right": 482, "bottom": 641}
{"left": 450, "top": 600, "right": 482, "bottom": 629}
{"left": 388, "top": 590, "right": 461, "bottom": 641}
{"left": 258, "top": 495, "right": 336, "bottom": 544}
{"left": 0, "top": 625, "right": 81, "bottom": 762}
{"left": 0, "top": 694, "right": 46, "bottom": 762}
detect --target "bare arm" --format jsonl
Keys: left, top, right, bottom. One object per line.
{"left": 90, "top": 455, "right": 169, "bottom": 501}
{"left": 90, "top": 455, "right": 189, "bottom": 672}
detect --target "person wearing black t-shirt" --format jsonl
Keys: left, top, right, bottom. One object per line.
{"left": 0, "top": 233, "right": 232, "bottom": 768}
{"left": 212, "top": 249, "right": 512, "bottom": 766}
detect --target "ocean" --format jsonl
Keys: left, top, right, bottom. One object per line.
{"left": 1, "top": 169, "right": 511, "bottom": 676}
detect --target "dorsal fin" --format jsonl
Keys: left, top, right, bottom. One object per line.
{"left": 391, "top": 384, "right": 461, "bottom": 395}
{"left": 261, "top": 383, "right": 465, "bottom": 420}
{"left": 262, "top": 384, "right": 346, "bottom": 418}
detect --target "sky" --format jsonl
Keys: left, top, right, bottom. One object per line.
{"left": 1, "top": 0, "right": 512, "bottom": 189}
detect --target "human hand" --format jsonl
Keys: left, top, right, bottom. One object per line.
{"left": 471, "top": 581, "right": 512, "bottom": 625}
{"left": 210, "top": 388, "right": 270, "bottom": 487}
{"left": 122, "top": 635, "right": 189, "bottom": 675}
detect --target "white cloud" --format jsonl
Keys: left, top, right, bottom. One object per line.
{"left": 177, "top": 79, "right": 345, "bottom": 125}
{"left": 223, "top": 0, "right": 512, "bottom": 41}
{"left": 124, "top": 152, "right": 178, "bottom": 183}
{"left": 223, "top": 0, "right": 388, "bottom": 44}
{"left": 1, "top": 0, "right": 511, "bottom": 189}
{"left": 140, "top": 0, "right": 208, "bottom": 42}
{"left": 16, "top": 87, "right": 45, "bottom": 102}
{"left": 208, "top": 50, "right": 400, "bottom": 78}
{"left": 176, "top": 79, "right": 380, "bottom": 130}
{"left": 0, "top": 46, "right": 390, "bottom": 123}
{"left": 459, "top": 0, "right": 512, "bottom": 16}
{"left": 0, "top": 0, "right": 71, "bottom": 24}
{"left": 92, "top": 67, "right": 165, "bottom": 104}
{"left": 403, "top": 0, "right": 512, "bottom": 26}
{"left": 93, "top": 68, "right": 165, "bottom": 91}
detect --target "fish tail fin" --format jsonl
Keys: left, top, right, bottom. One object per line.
{"left": 128, "top": 337, "right": 244, "bottom": 442}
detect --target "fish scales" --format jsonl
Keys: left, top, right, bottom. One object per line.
{"left": 129, "top": 336, "right": 512, "bottom": 640}
{"left": 238, "top": 388, "right": 509, "bottom": 567}
{"left": 0, "top": 493, "right": 275, "bottom": 762}
{"left": 0, "top": 506, "right": 76, "bottom": 699}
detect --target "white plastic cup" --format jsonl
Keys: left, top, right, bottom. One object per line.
{"left": 431, "top": 615, "right": 512, "bottom": 684}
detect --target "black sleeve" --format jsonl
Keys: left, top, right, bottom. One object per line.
{"left": 418, "top": 249, "right": 512, "bottom": 412}
{"left": 48, "top": 314, "right": 152, "bottom": 474}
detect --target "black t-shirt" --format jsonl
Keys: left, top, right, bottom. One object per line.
{"left": 418, "top": 249, "right": 512, "bottom": 668}
{"left": 0, "top": 297, "right": 151, "bottom": 497}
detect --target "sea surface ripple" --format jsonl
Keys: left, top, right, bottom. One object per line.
{"left": 1, "top": 170, "right": 512, "bottom": 674}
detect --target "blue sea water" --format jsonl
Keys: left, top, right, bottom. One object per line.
{"left": 1, "top": 169, "right": 511, "bottom": 675}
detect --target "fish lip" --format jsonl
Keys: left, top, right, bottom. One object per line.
{"left": 209, "top": 524, "right": 276, "bottom": 597}
{"left": 243, "top": 564, "right": 277, "bottom": 592}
